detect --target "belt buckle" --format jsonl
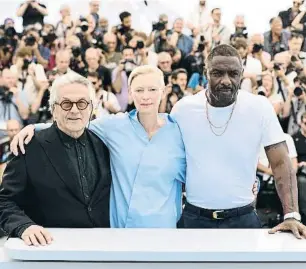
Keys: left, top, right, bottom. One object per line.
{"left": 212, "top": 210, "right": 224, "bottom": 219}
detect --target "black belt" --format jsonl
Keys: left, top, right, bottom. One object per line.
{"left": 184, "top": 202, "right": 255, "bottom": 220}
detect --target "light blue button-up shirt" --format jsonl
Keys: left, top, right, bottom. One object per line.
{"left": 36, "top": 110, "right": 186, "bottom": 228}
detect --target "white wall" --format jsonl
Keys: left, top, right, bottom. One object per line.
{"left": 0, "top": 0, "right": 295, "bottom": 35}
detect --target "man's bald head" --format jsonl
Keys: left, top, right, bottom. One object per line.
{"left": 6, "top": 119, "right": 21, "bottom": 140}
{"left": 2, "top": 68, "right": 16, "bottom": 88}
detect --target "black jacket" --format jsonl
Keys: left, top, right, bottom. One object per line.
{"left": 0, "top": 125, "right": 112, "bottom": 237}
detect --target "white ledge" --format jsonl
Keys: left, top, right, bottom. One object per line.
{"left": 1, "top": 228, "right": 306, "bottom": 263}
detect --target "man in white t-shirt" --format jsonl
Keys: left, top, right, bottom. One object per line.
{"left": 171, "top": 44, "right": 306, "bottom": 238}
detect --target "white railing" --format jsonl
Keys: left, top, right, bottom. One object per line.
{"left": 1, "top": 228, "right": 306, "bottom": 269}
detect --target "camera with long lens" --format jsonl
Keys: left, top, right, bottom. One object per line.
{"left": 5, "top": 27, "right": 16, "bottom": 38}
{"left": 80, "top": 17, "right": 89, "bottom": 32}
{"left": 152, "top": 21, "right": 166, "bottom": 31}
{"left": 273, "top": 63, "right": 282, "bottom": 71}
{"left": 136, "top": 40, "right": 145, "bottom": 49}
{"left": 91, "top": 36, "right": 109, "bottom": 53}
{"left": 252, "top": 43, "right": 263, "bottom": 54}
{"left": 41, "top": 31, "right": 57, "bottom": 46}
{"left": 257, "top": 87, "right": 267, "bottom": 96}
{"left": 0, "top": 86, "right": 13, "bottom": 103}
{"left": 123, "top": 59, "right": 137, "bottom": 76}
{"left": 71, "top": 46, "right": 82, "bottom": 58}
{"left": 25, "top": 35, "right": 36, "bottom": 46}
{"left": 293, "top": 85, "right": 306, "bottom": 97}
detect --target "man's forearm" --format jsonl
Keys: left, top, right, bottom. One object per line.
{"left": 272, "top": 154, "right": 299, "bottom": 214}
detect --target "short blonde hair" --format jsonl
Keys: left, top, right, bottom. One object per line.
{"left": 49, "top": 72, "right": 96, "bottom": 110}
{"left": 128, "top": 65, "right": 165, "bottom": 87}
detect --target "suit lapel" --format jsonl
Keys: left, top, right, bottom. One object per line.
{"left": 37, "top": 125, "right": 85, "bottom": 204}
{"left": 88, "top": 131, "right": 111, "bottom": 205}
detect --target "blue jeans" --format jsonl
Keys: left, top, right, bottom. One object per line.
{"left": 181, "top": 204, "right": 262, "bottom": 229}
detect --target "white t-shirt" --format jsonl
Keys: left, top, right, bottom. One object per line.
{"left": 258, "top": 133, "right": 297, "bottom": 180}
{"left": 171, "top": 90, "right": 285, "bottom": 209}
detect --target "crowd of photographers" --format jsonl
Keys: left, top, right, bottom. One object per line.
{"left": 1, "top": 0, "right": 306, "bottom": 226}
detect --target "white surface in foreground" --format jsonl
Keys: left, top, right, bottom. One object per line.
{"left": 3, "top": 228, "right": 306, "bottom": 262}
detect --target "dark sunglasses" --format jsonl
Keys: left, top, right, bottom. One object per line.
{"left": 55, "top": 99, "right": 91, "bottom": 111}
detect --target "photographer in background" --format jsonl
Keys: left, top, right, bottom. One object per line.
{"left": 103, "top": 32, "right": 122, "bottom": 70}
{"left": 80, "top": 47, "right": 112, "bottom": 92}
{"left": 10, "top": 47, "right": 47, "bottom": 106}
{"left": 52, "top": 49, "right": 72, "bottom": 75}
{"left": 55, "top": 5, "right": 74, "bottom": 40}
{"left": 257, "top": 72, "right": 284, "bottom": 116}
{"left": 19, "top": 28, "right": 50, "bottom": 69}
{"left": 203, "top": 8, "right": 231, "bottom": 49}
{"left": 283, "top": 75, "right": 306, "bottom": 134}
{"left": 113, "top": 11, "right": 134, "bottom": 50}
{"left": 129, "top": 32, "right": 158, "bottom": 66}
{"left": 263, "top": 17, "right": 290, "bottom": 58}
{"left": 112, "top": 46, "right": 137, "bottom": 111}
{"left": 87, "top": 72, "right": 120, "bottom": 119}
{"left": 279, "top": 0, "right": 306, "bottom": 30}
{"left": 16, "top": 0, "right": 48, "bottom": 30}
{"left": 293, "top": 111, "right": 306, "bottom": 225}
{"left": 147, "top": 14, "right": 172, "bottom": 53}
{"left": 159, "top": 68, "right": 188, "bottom": 113}
{"left": 248, "top": 34, "right": 273, "bottom": 71}
{"left": 169, "top": 18, "right": 193, "bottom": 56}
{"left": 0, "top": 68, "right": 29, "bottom": 130}
{"left": 230, "top": 15, "right": 248, "bottom": 45}
{"left": 234, "top": 39, "right": 262, "bottom": 93}
{"left": 0, "top": 18, "right": 19, "bottom": 70}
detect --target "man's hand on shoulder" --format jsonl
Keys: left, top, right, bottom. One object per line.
{"left": 21, "top": 225, "right": 53, "bottom": 246}
{"left": 10, "top": 125, "right": 35, "bottom": 156}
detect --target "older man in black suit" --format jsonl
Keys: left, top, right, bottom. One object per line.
{"left": 0, "top": 72, "right": 112, "bottom": 246}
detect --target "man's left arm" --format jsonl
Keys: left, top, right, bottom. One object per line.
{"left": 265, "top": 141, "right": 306, "bottom": 239}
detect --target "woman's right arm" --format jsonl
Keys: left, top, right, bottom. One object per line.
{"left": 16, "top": 2, "right": 29, "bottom": 17}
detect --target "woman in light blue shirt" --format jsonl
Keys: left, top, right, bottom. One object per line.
{"left": 11, "top": 65, "right": 186, "bottom": 228}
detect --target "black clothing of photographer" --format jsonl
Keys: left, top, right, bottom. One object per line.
{"left": 279, "top": 1, "right": 306, "bottom": 29}
{"left": 114, "top": 12, "right": 134, "bottom": 51}
{"left": 16, "top": 0, "right": 48, "bottom": 29}
{"left": 263, "top": 17, "right": 290, "bottom": 58}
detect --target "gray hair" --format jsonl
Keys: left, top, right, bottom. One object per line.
{"left": 49, "top": 72, "right": 96, "bottom": 110}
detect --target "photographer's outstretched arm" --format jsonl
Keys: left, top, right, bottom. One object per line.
{"left": 265, "top": 141, "right": 299, "bottom": 215}
{"left": 112, "top": 70, "right": 123, "bottom": 94}
{"left": 292, "top": 10, "right": 306, "bottom": 31}
{"left": 33, "top": 48, "right": 48, "bottom": 69}
{"left": 16, "top": 2, "right": 29, "bottom": 17}
{"left": 282, "top": 89, "right": 294, "bottom": 118}
{"left": 14, "top": 95, "right": 29, "bottom": 120}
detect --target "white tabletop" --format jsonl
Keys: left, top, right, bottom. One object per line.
{"left": 3, "top": 228, "right": 306, "bottom": 262}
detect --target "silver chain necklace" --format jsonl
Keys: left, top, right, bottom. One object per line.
{"left": 205, "top": 93, "right": 237, "bottom": 136}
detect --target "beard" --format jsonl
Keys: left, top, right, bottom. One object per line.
{"left": 208, "top": 84, "right": 239, "bottom": 107}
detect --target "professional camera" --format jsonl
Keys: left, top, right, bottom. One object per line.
{"left": 191, "top": 36, "right": 206, "bottom": 74}
{"left": 197, "top": 35, "right": 205, "bottom": 52}
{"left": 123, "top": 59, "right": 137, "bottom": 74}
{"left": 91, "top": 36, "right": 109, "bottom": 53}
{"left": 22, "top": 58, "right": 31, "bottom": 71}
{"left": 136, "top": 40, "right": 145, "bottom": 49}
{"left": 25, "top": 35, "right": 36, "bottom": 46}
{"left": 152, "top": 21, "right": 166, "bottom": 32}
{"left": 293, "top": 85, "right": 306, "bottom": 97}
{"left": 41, "top": 32, "right": 57, "bottom": 46}
{"left": 0, "top": 86, "right": 13, "bottom": 103}
{"left": 252, "top": 43, "right": 263, "bottom": 54}
{"left": 5, "top": 27, "right": 17, "bottom": 38}
{"left": 234, "top": 27, "right": 248, "bottom": 39}
{"left": 71, "top": 46, "right": 82, "bottom": 58}
{"left": 257, "top": 86, "right": 267, "bottom": 96}
{"left": 273, "top": 63, "right": 282, "bottom": 71}
{"left": 80, "top": 18, "right": 89, "bottom": 32}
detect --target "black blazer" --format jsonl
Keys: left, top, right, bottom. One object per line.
{"left": 0, "top": 125, "right": 112, "bottom": 237}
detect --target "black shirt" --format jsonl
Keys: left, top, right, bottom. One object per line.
{"left": 56, "top": 126, "right": 99, "bottom": 204}
{"left": 21, "top": 2, "right": 46, "bottom": 28}
{"left": 293, "top": 131, "right": 306, "bottom": 163}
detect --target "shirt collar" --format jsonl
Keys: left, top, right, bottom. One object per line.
{"left": 56, "top": 123, "right": 87, "bottom": 148}
{"left": 128, "top": 109, "right": 175, "bottom": 124}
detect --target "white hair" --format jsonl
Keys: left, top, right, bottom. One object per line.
{"left": 128, "top": 65, "right": 165, "bottom": 87}
{"left": 49, "top": 72, "right": 96, "bottom": 109}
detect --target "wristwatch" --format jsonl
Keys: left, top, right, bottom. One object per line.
{"left": 284, "top": 212, "right": 301, "bottom": 222}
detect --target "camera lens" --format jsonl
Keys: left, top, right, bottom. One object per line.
{"left": 294, "top": 87, "right": 303, "bottom": 97}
